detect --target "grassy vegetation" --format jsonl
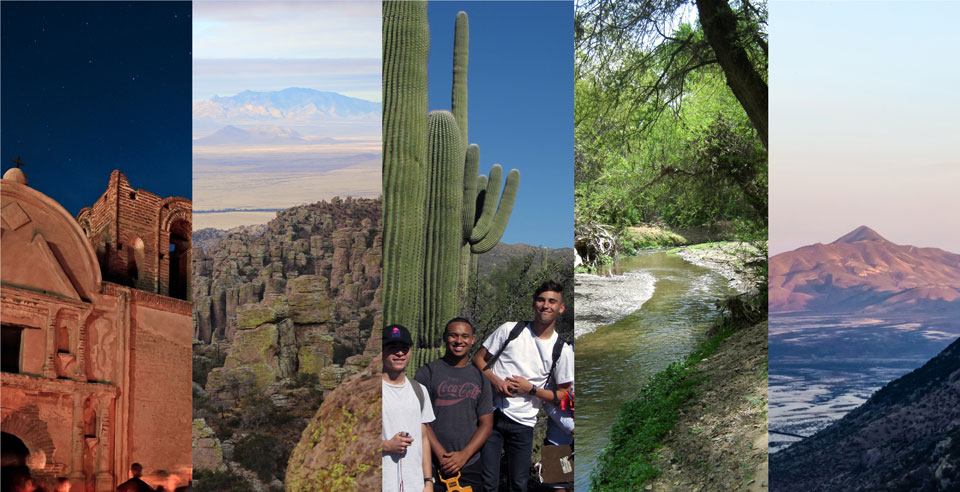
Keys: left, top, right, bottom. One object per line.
{"left": 621, "top": 225, "right": 688, "bottom": 252}
{"left": 590, "top": 293, "right": 763, "bottom": 491}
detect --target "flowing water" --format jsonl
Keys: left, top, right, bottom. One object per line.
{"left": 574, "top": 252, "right": 735, "bottom": 490}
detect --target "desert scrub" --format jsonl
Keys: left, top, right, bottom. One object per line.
{"left": 193, "top": 469, "right": 249, "bottom": 492}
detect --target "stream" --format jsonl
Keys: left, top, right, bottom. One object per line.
{"left": 574, "top": 251, "right": 736, "bottom": 490}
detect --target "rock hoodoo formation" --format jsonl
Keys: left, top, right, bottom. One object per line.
{"left": 191, "top": 197, "right": 381, "bottom": 489}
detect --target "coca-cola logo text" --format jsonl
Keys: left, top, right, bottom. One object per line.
{"left": 435, "top": 379, "right": 481, "bottom": 406}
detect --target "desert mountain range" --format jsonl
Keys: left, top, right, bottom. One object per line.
{"left": 195, "top": 125, "right": 341, "bottom": 146}
{"left": 194, "top": 87, "right": 380, "bottom": 123}
{"left": 769, "top": 226, "right": 960, "bottom": 313}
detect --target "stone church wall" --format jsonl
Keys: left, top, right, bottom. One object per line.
{"left": 2, "top": 169, "right": 192, "bottom": 491}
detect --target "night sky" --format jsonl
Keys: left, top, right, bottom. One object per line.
{"left": 1, "top": 1, "right": 192, "bottom": 215}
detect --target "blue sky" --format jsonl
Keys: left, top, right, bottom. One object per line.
{"left": 427, "top": 1, "right": 574, "bottom": 249}
{"left": 770, "top": 1, "right": 960, "bottom": 254}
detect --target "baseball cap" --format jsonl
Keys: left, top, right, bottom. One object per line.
{"left": 383, "top": 324, "right": 413, "bottom": 346}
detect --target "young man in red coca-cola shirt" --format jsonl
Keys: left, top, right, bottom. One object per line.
{"left": 415, "top": 318, "right": 494, "bottom": 490}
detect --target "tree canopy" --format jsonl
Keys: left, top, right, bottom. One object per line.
{"left": 577, "top": 0, "right": 767, "bottom": 146}
{"left": 575, "top": 0, "right": 767, "bottom": 233}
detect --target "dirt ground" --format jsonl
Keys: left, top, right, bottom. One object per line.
{"left": 646, "top": 321, "right": 769, "bottom": 492}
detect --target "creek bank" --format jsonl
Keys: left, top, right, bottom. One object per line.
{"left": 673, "top": 242, "right": 762, "bottom": 295}
{"left": 586, "top": 245, "right": 767, "bottom": 491}
{"left": 645, "top": 320, "right": 768, "bottom": 492}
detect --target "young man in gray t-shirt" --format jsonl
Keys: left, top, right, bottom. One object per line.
{"left": 415, "top": 317, "right": 493, "bottom": 490}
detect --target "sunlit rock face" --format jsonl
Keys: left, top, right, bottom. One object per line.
{"left": 285, "top": 357, "right": 381, "bottom": 492}
{"left": 770, "top": 226, "right": 960, "bottom": 314}
{"left": 1, "top": 170, "right": 192, "bottom": 491}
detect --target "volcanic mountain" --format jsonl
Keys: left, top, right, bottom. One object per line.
{"left": 769, "top": 226, "right": 960, "bottom": 313}
{"left": 769, "top": 336, "right": 960, "bottom": 491}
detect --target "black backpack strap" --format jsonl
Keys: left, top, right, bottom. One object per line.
{"left": 482, "top": 321, "right": 527, "bottom": 372}
{"left": 410, "top": 378, "right": 425, "bottom": 412}
{"left": 547, "top": 336, "right": 567, "bottom": 386}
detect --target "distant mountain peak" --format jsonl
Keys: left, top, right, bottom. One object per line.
{"left": 770, "top": 225, "right": 960, "bottom": 313}
{"left": 196, "top": 88, "right": 381, "bottom": 126}
{"left": 832, "top": 225, "right": 888, "bottom": 244}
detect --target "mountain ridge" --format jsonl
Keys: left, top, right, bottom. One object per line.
{"left": 194, "top": 88, "right": 381, "bottom": 124}
{"left": 194, "top": 125, "right": 342, "bottom": 146}
{"left": 770, "top": 336, "right": 960, "bottom": 491}
{"left": 770, "top": 226, "right": 960, "bottom": 313}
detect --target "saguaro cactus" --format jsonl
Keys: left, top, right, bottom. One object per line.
{"left": 382, "top": 0, "right": 430, "bottom": 336}
{"left": 382, "top": 3, "right": 521, "bottom": 370}
{"left": 420, "top": 110, "right": 464, "bottom": 367}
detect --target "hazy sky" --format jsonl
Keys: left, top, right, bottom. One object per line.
{"left": 1, "top": 1, "right": 191, "bottom": 214}
{"left": 770, "top": 1, "right": 960, "bottom": 255}
{"left": 428, "top": 1, "right": 574, "bottom": 249}
{"left": 192, "top": 1, "right": 380, "bottom": 102}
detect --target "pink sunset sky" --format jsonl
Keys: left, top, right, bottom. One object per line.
{"left": 770, "top": 1, "right": 959, "bottom": 255}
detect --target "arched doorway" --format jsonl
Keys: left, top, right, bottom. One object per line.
{"left": 1, "top": 432, "right": 30, "bottom": 467}
{"left": 1, "top": 432, "right": 50, "bottom": 492}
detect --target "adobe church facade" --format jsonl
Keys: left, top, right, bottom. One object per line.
{"left": 1, "top": 168, "right": 192, "bottom": 491}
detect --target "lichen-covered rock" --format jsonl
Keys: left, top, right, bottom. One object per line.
{"left": 318, "top": 365, "right": 347, "bottom": 391}
{"left": 205, "top": 365, "right": 256, "bottom": 402}
{"left": 285, "top": 358, "right": 381, "bottom": 492}
{"left": 222, "top": 324, "right": 280, "bottom": 391}
{"left": 286, "top": 275, "right": 334, "bottom": 324}
{"left": 236, "top": 303, "right": 279, "bottom": 330}
{"left": 297, "top": 335, "right": 334, "bottom": 377}
{"left": 277, "top": 318, "right": 298, "bottom": 378}
{"left": 192, "top": 418, "right": 226, "bottom": 472}
{"left": 194, "top": 296, "right": 213, "bottom": 342}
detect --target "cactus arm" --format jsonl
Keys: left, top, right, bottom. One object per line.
{"left": 452, "top": 12, "right": 469, "bottom": 146}
{"left": 469, "top": 164, "right": 503, "bottom": 242}
{"left": 471, "top": 169, "right": 519, "bottom": 253}
{"left": 475, "top": 174, "right": 488, "bottom": 197}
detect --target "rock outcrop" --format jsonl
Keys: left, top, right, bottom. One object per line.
{"left": 192, "top": 197, "right": 382, "bottom": 489}
{"left": 285, "top": 357, "right": 382, "bottom": 492}
{"left": 194, "top": 197, "right": 381, "bottom": 404}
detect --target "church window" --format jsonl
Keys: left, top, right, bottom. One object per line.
{"left": 1, "top": 325, "right": 23, "bottom": 373}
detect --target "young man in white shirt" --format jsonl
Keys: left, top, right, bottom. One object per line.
{"left": 472, "top": 281, "right": 575, "bottom": 492}
{"left": 382, "top": 324, "right": 436, "bottom": 492}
